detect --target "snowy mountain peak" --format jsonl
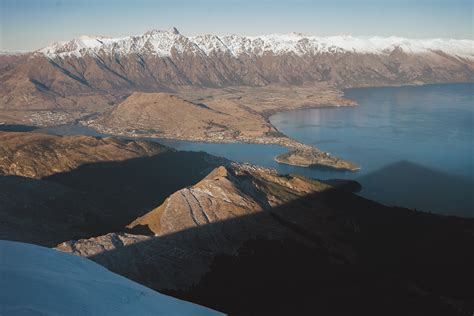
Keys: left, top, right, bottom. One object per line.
{"left": 37, "top": 28, "right": 474, "bottom": 60}
{"left": 168, "top": 26, "right": 181, "bottom": 34}
{"left": 144, "top": 27, "right": 180, "bottom": 37}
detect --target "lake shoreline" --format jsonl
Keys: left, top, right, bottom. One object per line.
{"left": 26, "top": 83, "right": 474, "bottom": 216}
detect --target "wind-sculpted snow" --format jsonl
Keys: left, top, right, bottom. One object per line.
{"left": 38, "top": 27, "right": 474, "bottom": 60}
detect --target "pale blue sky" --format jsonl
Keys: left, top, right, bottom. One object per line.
{"left": 1, "top": 0, "right": 472, "bottom": 51}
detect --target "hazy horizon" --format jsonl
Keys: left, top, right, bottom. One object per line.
{"left": 1, "top": 0, "right": 472, "bottom": 51}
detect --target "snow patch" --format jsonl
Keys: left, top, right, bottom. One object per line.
{"left": 0, "top": 240, "right": 222, "bottom": 315}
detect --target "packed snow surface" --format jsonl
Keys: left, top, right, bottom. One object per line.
{"left": 0, "top": 240, "right": 222, "bottom": 316}
{"left": 38, "top": 27, "right": 474, "bottom": 60}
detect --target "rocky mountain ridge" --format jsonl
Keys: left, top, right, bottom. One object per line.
{"left": 56, "top": 163, "right": 357, "bottom": 290}
{"left": 1, "top": 28, "right": 473, "bottom": 112}
{"left": 38, "top": 27, "right": 473, "bottom": 60}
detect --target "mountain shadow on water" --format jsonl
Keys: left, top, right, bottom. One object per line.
{"left": 358, "top": 161, "right": 474, "bottom": 218}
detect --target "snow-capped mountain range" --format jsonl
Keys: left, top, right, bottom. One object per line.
{"left": 2, "top": 27, "right": 473, "bottom": 111}
{"left": 39, "top": 27, "right": 473, "bottom": 60}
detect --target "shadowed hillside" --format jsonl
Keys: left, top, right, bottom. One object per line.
{"left": 52, "top": 162, "right": 473, "bottom": 315}
{"left": 0, "top": 150, "right": 225, "bottom": 246}
{"left": 45, "top": 151, "right": 226, "bottom": 231}
{"left": 0, "top": 176, "right": 105, "bottom": 246}
{"left": 1, "top": 131, "right": 472, "bottom": 315}
{"left": 82, "top": 187, "right": 474, "bottom": 316}
{"left": 0, "top": 132, "right": 226, "bottom": 244}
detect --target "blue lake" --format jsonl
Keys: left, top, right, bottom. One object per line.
{"left": 271, "top": 83, "right": 474, "bottom": 217}
{"left": 36, "top": 83, "right": 474, "bottom": 217}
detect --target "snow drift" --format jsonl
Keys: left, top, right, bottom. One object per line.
{"left": 0, "top": 240, "right": 222, "bottom": 315}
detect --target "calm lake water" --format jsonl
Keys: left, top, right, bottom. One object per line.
{"left": 271, "top": 83, "right": 474, "bottom": 217}
{"left": 36, "top": 83, "right": 473, "bottom": 217}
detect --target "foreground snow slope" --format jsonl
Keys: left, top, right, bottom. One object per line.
{"left": 0, "top": 240, "right": 222, "bottom": 316}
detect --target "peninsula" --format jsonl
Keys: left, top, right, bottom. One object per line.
{"left": 1, "top": 28, "right": 472, "bottom": 170}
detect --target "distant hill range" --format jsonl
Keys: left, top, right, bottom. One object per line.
{"left": 1, "top": 27, "right": 473, "bottom": 110}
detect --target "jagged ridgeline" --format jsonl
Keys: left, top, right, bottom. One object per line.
{"left": 1, "top": 27, "right": 473, "bottom": 110}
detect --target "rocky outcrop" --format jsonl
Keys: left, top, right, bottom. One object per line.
{"left": 127, "top": 165, "right": 267, "bottom": 235}
{"left": 57, "top": 233, "right": 152, "bottom": 257}
{"left": 56, "top": 163, "right": 341, "bottom": 289}
{"left": 127, "top": 163, "right": 332, "bottom": 235}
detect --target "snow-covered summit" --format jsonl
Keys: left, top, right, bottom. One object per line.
{"left": 38, "top": 27, "right": 474, "bottom": 60}
{"left": 0, "top": 240, "right": 222, "bottom": 315}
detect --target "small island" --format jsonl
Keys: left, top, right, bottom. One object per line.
{"left": 275, "top": 148, "right": 360, "bottom": 171}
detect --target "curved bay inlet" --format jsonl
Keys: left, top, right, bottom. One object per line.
{"left": 36, "top": 83, "right": 473, "bottom": 217}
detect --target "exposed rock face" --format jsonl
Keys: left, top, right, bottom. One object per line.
{"left": 1, "top": 28, "right": 473, "bottom": 110}
{"left": 57, "top": 233, "right": 152, "bottom": 257}
{"left": 0, "top": 131, "right": 168, "bottom": 178}
{"left": 127, "top": 164, "right": 330, "bottom": 235}
{"left": 128, "top": 166, "right": 266, "bottom": 235}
